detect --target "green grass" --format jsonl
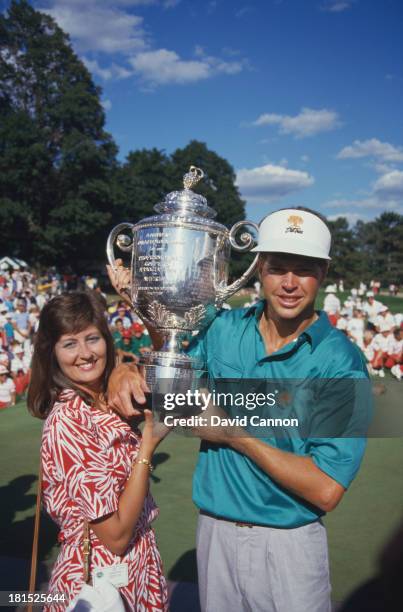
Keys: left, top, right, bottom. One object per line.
{"left": 1, "top": 395, "right": 402, "bottom": 603}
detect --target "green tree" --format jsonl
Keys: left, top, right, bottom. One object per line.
{"left": 113, "top": 148, "right": 172, "bottom": 223}
{"left": 356, "top": 212, "right": 403, "bottom": 285}
{"left": 327, "top": 217, "right": 360, "bottom": 285}
{"left": 0, "top": 0, "right": 117, "bottom": 268}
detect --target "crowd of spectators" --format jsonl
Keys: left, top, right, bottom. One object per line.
{"left": 0, "top": 269, "right": 39, "bottom": 408}
{"left": 0, "top": 266, "right": 157, "bottom": 409}
{"left": 323, "top": 283, "right": 403, "bottom": 380}
{"left": 0, "top": 266, "right": 402, "bottom": 411}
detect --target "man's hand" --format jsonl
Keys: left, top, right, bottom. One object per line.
{"left": 107, "top": 363, "right": 149, "bottom": 418}
{"left": 106, "top": 258, "right": 132, "bottom": 306}
{"left": 191, "top": 391, "right": 245, "bottom": 445}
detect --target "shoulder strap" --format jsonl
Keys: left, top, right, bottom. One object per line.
{"left": 28, "top": 462, "right": 42, "bottom": 612}
{"left": 82, "top": 520, "right": 91, "bottom": 584}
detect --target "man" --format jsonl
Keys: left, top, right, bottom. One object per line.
{"left": 130, "top": 322, "right": 152, "bottom": 357}
{"left": 2, "top": 311, "right": 15, "bottom": 347}
{"left": 10, "top": 342, "right": 31, "bottom": 395}
{"left": 109, "top": 303, "right": 133, "bottom": 329}
{"left": 370, "top": 321, "right": 394, "bottom": 377}
{"left": 336, "top": 308, "right": 349, "bottom": 331}
{"left": 111, "top": 317, "right": 125, "bottom": 344}
{"left": 374, "top": 305, "right": 396, "bottom": 333}
{"left": 323, "top": 285, "right": 341, "bottom": 326}
{"left": 107, "top": 207, "right": 370, "bottom": 612}
{"left": 0, "top": 364, "right": 16, "bottom": 409}
{"left": 346, "top": 307, "right": 365, "bottom": 348}
{"left": 363, "top": 291, "right": 384, "bottom": 326}
{"left": 12, "top": 299, "right": 32, "bottom": 347}
{"left": 115, "top": 329, "right": 139, "bottom": 364}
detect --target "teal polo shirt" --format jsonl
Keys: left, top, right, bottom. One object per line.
{"left": 187, "top": 301, "right": 370, "bottom": 528}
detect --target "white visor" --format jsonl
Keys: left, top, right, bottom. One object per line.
{"left": 251, "top": 208, "right": 331, "bottom": 260}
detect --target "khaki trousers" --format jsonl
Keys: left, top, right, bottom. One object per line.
{"left": 196, "top": 513, "right": 332, "bottom": 612}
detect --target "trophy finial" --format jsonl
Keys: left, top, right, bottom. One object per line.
{"left": 183, "top": 166, "right": 204, "bottom": 190}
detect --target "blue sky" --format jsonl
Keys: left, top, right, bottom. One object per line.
{"left": 4, "top": 0, "right": 403, "bottom": 224}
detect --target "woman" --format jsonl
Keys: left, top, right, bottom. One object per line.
{"left": 0, "top": 364, "right": 16, "bottom": 408}
{"left": 27, "top": 291, "right": 168, "bottom": 611}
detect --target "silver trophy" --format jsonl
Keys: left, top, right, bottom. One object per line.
{"left": 106, "top": 166, "right": 258, "bottom": 398}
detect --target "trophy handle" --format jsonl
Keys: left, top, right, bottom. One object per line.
{"left": 215, "top": 221, "right": 259, "bottom": 304}
{"left": 106, "top": 222, "right": 135, "bottom": 305}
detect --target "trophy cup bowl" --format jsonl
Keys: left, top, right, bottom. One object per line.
{"left": 106, "top": 166, "right": 258, "bottom": 410}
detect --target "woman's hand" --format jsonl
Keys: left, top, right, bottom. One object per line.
{"left": 138, "top": 409, "right": 171, "bottom": 458}
{"left": 107, "top": 363, "right": 149, "bottom": 418}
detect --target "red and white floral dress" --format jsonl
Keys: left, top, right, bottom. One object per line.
{"left": 41, "top": 390, "right": 168, "bottom": 611}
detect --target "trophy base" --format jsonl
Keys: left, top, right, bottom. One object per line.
{"left": 140, "top": 349, "right": 203, "bottom": 370}
{"left": 139, "top": 350, "right": 207, "bottom": 418}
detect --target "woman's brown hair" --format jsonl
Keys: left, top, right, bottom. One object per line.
{"left": 27, "top": 291, "right": 116, "bottom": 419}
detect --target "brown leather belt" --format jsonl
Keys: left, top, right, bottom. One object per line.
{"left": 200, "top": 509, "right": 264, "bottom": 528}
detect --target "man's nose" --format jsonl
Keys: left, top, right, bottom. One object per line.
{"left": 281, "top": 272, "right": 298, "bottom": 290}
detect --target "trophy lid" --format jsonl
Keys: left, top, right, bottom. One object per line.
{"left": 154, "top": 166, "right": 217, "bottom": 219}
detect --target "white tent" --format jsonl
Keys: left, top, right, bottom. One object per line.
{"left": 0, "top": 256, "right": 28, "bottom": 271}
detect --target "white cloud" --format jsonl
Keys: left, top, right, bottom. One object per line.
{"left": 300, "top": 154, "right": 310, "bottom": 163}
{"left": 222, "top": 47, "right": 241, "bottom": 57}
{"left": 372, "top": 162, "right": 397, "bottom": 175}
{"left": 337, "top": 138, "right": 403, "bottom": 163}
{"left": 129, "top": 49, "right": 210, "bottom": 84}
{"left": 39, "top": 0, "right": 160, "bottom": 8}
{"left": 36, "top": 0, "right": 247, "bottom": 87}
{"left": 194, "top": 45, "right": 205, "bottom": 57}
{"left": 235, "top": 6, "right": 254, "bottom": 18}
{"left": 236, "top": 164, "right": 314, "bottom": 203}
{"left": 373, "top": 170, "right": 403, "bottom": 201}
{"left": 193, "top": 46, "right": 246, "bottom": 74}
{"left": 323, "top": 176, "right": 403, "bottom": 214}
{"left": 324, "top": 197, "right": 381, "bottom": 210}
{"left": 83, "top": 58, "right": 133, "bottom": 80}
{"left": 102, "top": 99, "right": 112, "bottom": 111}
{"left": 320, "top": 1, "right": 354, "bottom": 12}
{"left": 129, "top": 48, "right": 244, "bottom": 86}
{"left": 38, "top": 2, "right": 147, "bottom": 54}
{"left": 252, "top": 107, "right": 341, "bottom": 138}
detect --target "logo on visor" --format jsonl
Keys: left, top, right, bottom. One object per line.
{"left": 285, "top": 215, "right": 304, "bottom": 234}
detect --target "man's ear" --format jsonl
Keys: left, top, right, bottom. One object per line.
{"left": 319, "top": 262, "right": 329, "bottom": 285}
{"left": 256, "top": 254, "right": 265, "bottom": 281}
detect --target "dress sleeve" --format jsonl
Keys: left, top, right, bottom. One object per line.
{"left": 45, "top": 399, "right": 121, "bottom": 522}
